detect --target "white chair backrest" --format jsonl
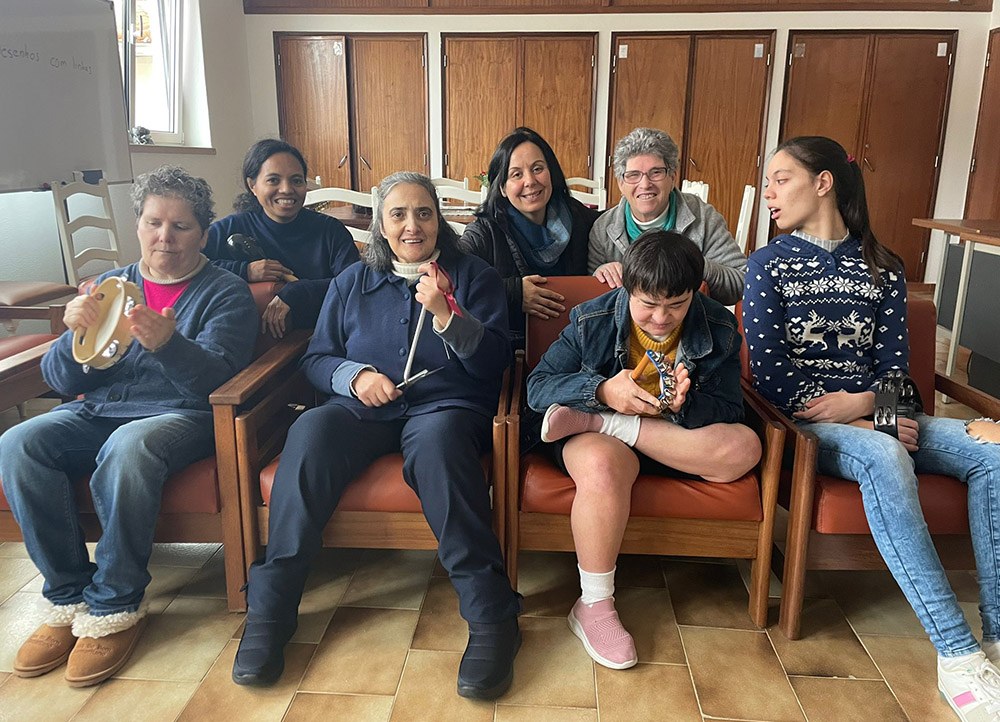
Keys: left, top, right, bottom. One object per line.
{"left": 435, "top": 185, "right": 483, "bottom": 206}
{"left": 565, "top": 176, "right": 602, "bottom": 191}
{"left": 447, "top": 220, "right": 468, "bottom": 236}
{"left": 432, "top": 177, "right": 470, "bottom": 190}
{"left": 734, "top": 184, "right": 756, "bottom": 255}
{"left": 346, "top": 225, "right": 371, "bottom": 244}
{"left": 566, "top": 176, "right": 606, "bottom": 210}
{"left": 680, "top": 179, "right": 709, "bottom": 204}
{"left": 50, "top": 179, "right": 122, "bottom": 286}
{"left": 569, "top": 188, "right": 602, "bottom": 209}
{"left": 305, "top": 186, "right": 377, "bottom": 209}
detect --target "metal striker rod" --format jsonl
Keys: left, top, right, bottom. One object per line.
{"left": 403, "top": 306, "right": 427, "bottom": 383}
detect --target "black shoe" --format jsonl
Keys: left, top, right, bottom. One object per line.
{"left": 457, "top": 618, "right": 521, "bottom": 700}
{"left": 232, "top": 620, "right": 293, "bottom": 686}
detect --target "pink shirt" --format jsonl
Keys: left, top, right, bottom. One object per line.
{"left": 142, "top": 279, "right": 191, "bottom": 314}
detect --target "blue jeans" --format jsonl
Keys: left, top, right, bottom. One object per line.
{"left": 801, "top": 414, "right": 1000, "bottom": 656}
{"left": 0, "top": 409, "right": 214, "bottom": 615}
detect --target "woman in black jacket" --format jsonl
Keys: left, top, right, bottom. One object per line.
{"left": 460, "top": 127, "right": 600, "bottom": 345}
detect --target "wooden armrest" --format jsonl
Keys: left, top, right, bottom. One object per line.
{"left": 209, "top": 329, "right": 312, "bottom": 407}
{"left": 0, "top": 340, "right": 55, "bottom": 381}
{"left": 508, "top": 351, "right": 526, "bottom": 421}
{"left": 0, "top": 305, "right": 67, "bottom": 334}
{"left": 935, "top": 373, "right": 1000, "bottom": 420}
{"left": 495, "top": 364, "right": 513, "bottom": 422}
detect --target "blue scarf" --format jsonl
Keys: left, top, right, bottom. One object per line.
{"left": 624, "top": 188, "right": 679, "bottom": 242}
{"left": 505, "top": 197, "right": 573, "bottom": 274}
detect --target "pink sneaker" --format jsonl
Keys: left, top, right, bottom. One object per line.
{"left": 541, "top": 404, "right": 600, "bottom": 443}
{"left": 567, "top": 597, "right": 638, "bottom": 669}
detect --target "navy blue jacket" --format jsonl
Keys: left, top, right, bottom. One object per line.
{"left": 527, "top": 287, "right": 744, "bottom": 429}
{"left": 301, "top": 249, "right": 510, "bottom": 421}
{"left": 204, "top": 208, "right": 359, "bottom": 329}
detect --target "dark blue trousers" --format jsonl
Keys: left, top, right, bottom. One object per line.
{"left": 246, "top": 404, "right": 520, "bottom": 625}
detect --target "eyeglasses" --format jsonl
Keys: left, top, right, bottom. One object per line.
{"left": 622, "top": 167, "right": 670, "bottom": 184}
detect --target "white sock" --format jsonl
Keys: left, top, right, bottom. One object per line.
{"left": 598, "top": 412, "right": 641, "bottom": 447}
{"left": 983, "top": 641, "right": 1000, "bottom": 664}
{"left": 579, "top": 565, "right": 616, "bottom": 605}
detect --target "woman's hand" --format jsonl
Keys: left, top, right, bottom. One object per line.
{"left": 130, "top": 305, "right": 176, "bottom": 352}
{"left": 353, "top": 370, "right": 402, "bottom": 407}
{"left": 849, "top": 416, "right": 920, "bottom": 452}
{"left": 261, "top": 296, "right": 291, "bottom": 339}
{"left": 666, "top": 362, "right": 690, "bottom": 413}
{"left": 248, "top": 259, "right": 294, "bottom": 283}
{"left": 594, "top": 262, "right": 624, "bottom": 289}
{"left": 415, "top": 263, "right": 452, "bottom": 326}
{"left": 63, "top": 285, "right": 100, "bottom": 332}
{"left": 522, "top": 274, "right": 566, "bottom": 319}
{"left": 596, "top": 369, "right": 663, "bottom": 415}
{"left": 793, "top": 390, "right": 874, "bottom": 424}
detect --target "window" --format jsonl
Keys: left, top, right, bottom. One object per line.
{"left": 113, "top": 0, "right": 182, "bottom": 144}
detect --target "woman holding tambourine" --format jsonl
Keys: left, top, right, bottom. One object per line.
{"left": 204, "top": 139, "right": 359, "bottom": 338}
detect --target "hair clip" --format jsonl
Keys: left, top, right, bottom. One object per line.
{"left": 847, "top": 154, "right": 856, "bottom": 163}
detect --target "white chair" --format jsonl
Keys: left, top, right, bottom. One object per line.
{"left": 447, "top": 220, "right": 468, "bottom": 236}
{"left": 432, "top": 177, "right": 470, "bottom": 190}
{"left": 681, "top": 179, "right": 709, "bottom": 204}
{"left": 346, "top": 226, "right": 372, "bottom": 244}
{"left": 734, "top": 185, "right": 757, "bottom": 255}
{"left": 305, "top": 186, "right": 377, "bottom": 210}
{"left": 566, "top": 176, "right": 605, "bottom": 210}
{"left": 51, "top": 178, "right": 123, "bottom": 287}
{"left": 436, "top": 185, "right": 484, "bottom": 207}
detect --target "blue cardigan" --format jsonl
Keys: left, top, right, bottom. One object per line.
{"left": 204, "top": 208, "right": 359, "bottom": 328}
{"left": 42, "top": 262, "right": 258, "bottom": 423}
{"left": 743, "top": 234, "right": 908, "bottom": 415}
{"left": 301, "top": 249, "right": 510, "bottom": 421}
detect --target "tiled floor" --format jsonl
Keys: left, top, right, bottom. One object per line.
{"left": 0, "top": 326, "right": 989, "bottom": 722}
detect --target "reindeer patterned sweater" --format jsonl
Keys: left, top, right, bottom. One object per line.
{"left": 742, "top": 233, "right": 908, "bottom": 415}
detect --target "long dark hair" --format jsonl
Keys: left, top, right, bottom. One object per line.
{"left": 233, "top": 138, "right": 308, "bottom": 213}
{"left": 774, "top": 136, "right": 902, "bottom": 283}
{"left": 479, "top": 127, "right": 571, "bottom": 220}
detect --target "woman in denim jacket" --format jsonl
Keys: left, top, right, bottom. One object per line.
{"left": 527, "top": 231, "right": 760, "bottom": 670}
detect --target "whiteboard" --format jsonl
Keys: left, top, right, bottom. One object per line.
{"left": 0, "top": 0, "right": 133, "bottom": 193}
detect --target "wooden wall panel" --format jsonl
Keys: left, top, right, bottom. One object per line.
{"left": 276, "top": 35, "right": 351, "bottom": 191}
{"left": 521, "top": 36, "right": 596, "bottom": 181}
{"left": 443, "top": 37, "right": 519, "bottom": 189}
{"left": 350, "top": 35, "right": 429, "bottom": 191}
{"left": 965, "top": 30, "right": 1000, "bottom": 219}
{"left": 606, "top": 34, "right": 691, "bottom": 208}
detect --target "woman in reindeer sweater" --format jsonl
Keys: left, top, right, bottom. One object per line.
{"left": 744, "top": 135, "right": 1000, "bottom": 722}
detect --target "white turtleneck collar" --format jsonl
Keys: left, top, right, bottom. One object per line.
{"left": 392, "top": 249, "right": 441, "bottom": 285}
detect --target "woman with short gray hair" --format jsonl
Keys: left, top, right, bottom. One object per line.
{"left": 590, "top": 127, "right": 747, "bottom": 304}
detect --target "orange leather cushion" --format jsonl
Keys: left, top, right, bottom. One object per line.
{"left": 249, "top": 281, "right": 283, "bottom": 317}
{"left": 519, "top": 452, "right": 763, "bottom": 521}
{"left": 812, "top": 473, "right": 969, "bottom": 535}
{"left": 0, "top": 334, "right": 58, "bottom": 359}
{"left": 0, "top": 281, "right": 75, "bottom": 306}
{"left": 0, "top": 456, "right": 220, "bottom": 514}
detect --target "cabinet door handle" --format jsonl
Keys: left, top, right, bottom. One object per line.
{"left": 359, "top": 155, "right": 372, "bottom": 171}
{"left": 337, "top": 154, "right": 348, "bottom": 169}
{"left": 863, "top": 157, "right": 875, "bottom": 172}
{"left": 689, "top": 158, "right": 701, "bottom": 172}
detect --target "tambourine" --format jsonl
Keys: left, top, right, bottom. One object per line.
{"left": 72, "top": 277, "right": 144, "bottom": 369}
{"left": 630, "top": 350, "right": 676, "bottom": 409}
{"left": 873, "top": 370, "right": 923, "bottom": 438}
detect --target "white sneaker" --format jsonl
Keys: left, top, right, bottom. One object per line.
{"left": 939, "top": 651, "right": 1000, "bottom": 721}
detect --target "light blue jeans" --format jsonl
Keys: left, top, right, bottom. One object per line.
{"left": 800, "top": 414, "right": 1000, "bottom": 657}
{"left": 0, "top": 409, "right": 214, "bottom": 615}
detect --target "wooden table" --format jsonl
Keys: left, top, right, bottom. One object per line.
{"left": 912, "top": 218, "right": 1000, "bottom": 392}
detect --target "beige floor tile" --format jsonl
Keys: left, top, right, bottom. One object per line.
{"left": 789, "top": 677, "right": 907, "bottom": 722}
{"left": 388, "top": 649, "right": 494, "bottom": 722}
{"left": 503, "top": 616, "right": 596, "bottom": 708}
{"left": 961, "top": 600, "right": 985, "bottom": 638}
{"left": 411, "top": 576, "right": 466, "bottom": 653}
{"left": 0, "top": 592, "right": 45, "bottom": 673}
{"left": 283, "top": 692, "right": 394, "bottom": 722}
{"left": 147, "top": 543, "right": 221, "bottom": 568}
{"left": 515, "top": 551, "right": 580, "bottom": 618}
{"left": 595, "top": 663, "right": 701, "bottom": 722}
{"left": 299, "top": 606, "right": 418, "bottom": 695}
{"left": 431, "top": 557, "right": 448, "bottom": 578}
{"left": 0, "top": 559, "right": 41, "bottom": 603}
{"left": 681, "top": 626, "right": 803, "bottom": 722}
{"left": 118, "top": 597, "right": 245, "bottom": 682}
{"left": 144, "top": 565, "right": 200, "bottom": 614}
{"left": 0, "top": 670, "right": 96, "bottom": 722}
{"left": 818, "top": 570, "right": 926, "bottom": 637}
{"left": 614, "top": 587, "right": 685, "bottom": 664}
{"left": 0, "top": 543, "right": 29, "bottom": 559}
{"left": 175, "top": 640, "right": 313, "bottom": 722}
{"left": 0, "top": 673, "right": 7, "bottom": 685}
{"left": 18, "top": 575, "right": 43, "bottom": 593}
{"left": 767, "top": 598, "right": 881, "bottom": 679}
{"left": 736, "top": 557, "right": 782, "bottom": 599}
{"left": 615, "top": 554, "right": 667, "bottom": 588}
{"left": 495, "top": 706, "right": 598, "bottom": 722}
{"left": 948, "top": 570, "right": 981, "bottom": 603}
{"left": 340, "top": 549, "right": 435, "bottom": 610}
{"left": 291, "top": 548, "right": 360, "bottom": 644}
{"left": 177, "top": 546, "right": 228, "bottom": 599}
{"left": 862, "top": 634, "right": 960, "bottom": 722}
{"left": 664, "top": 561, "right": 758, "bottom": 630}
{"left": 72, "top": 679, "right": 198, "bottom": 722}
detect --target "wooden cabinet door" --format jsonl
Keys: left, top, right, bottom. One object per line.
{"left": 966, "top": 30, "right": 1000, "bottom": 219}
{"left": 350, "top": 35, "right": 429, "bottom": 193}
{"left": 276, "top": 35, "right": 352, "bottom": 191}
{"left": 606, "top": 34, "right": 691, "bottom": 208}
{"left": 443, "top": 37, "right": 519, "bottom": 190}
{"left": 522, "top": 35, "right": 596, "bottom": 183}
{"left": 781, "top": 33, "right": 873, "bottom": 162}
{"left": 684, "top": 35, "right": 771, "bottom": 238}
{"left": 862, "top": 33, "right": 953, "bottom": 281}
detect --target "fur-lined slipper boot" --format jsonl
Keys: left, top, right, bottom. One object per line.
{"left": 65, "top": 608, "right": 147, "bottom": 687}
{"left": 13, "top": 601, "right": 89, "bottom": 678}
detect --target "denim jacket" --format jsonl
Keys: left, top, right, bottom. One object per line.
{"left": 526, "top": 287, "right": 744, "bottom": 429}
